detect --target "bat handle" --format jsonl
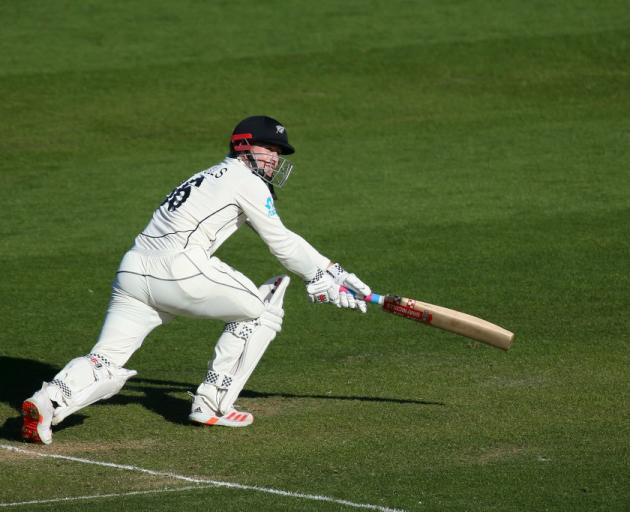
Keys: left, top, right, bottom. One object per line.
{"left": 364, "top": 293, "right": 385, "bottom": 305}
{"left": 339, "top": 287, "right": 386, "bottom": 306}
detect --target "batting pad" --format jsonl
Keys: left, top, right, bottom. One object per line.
{"left": 197, "top": 275, "right": 290, "bottom": 415}
{"left": 48, "top": 354, "right": 137, "bottom": 425}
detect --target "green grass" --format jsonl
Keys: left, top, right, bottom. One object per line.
{"left": 1, "top": 1, "right": 629, "bottom": 510}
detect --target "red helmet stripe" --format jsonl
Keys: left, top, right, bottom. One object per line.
{"left": 231, "top": 133, "right": 253, "bottom": 142}
{"left": 231, "top": 133, "right": 253, "bottom": 151}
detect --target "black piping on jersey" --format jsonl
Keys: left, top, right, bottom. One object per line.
{"left": 138, "top": 204, "right": 244, "bottom": 249}
{"left": 184, "top": 211, "right": 245, "bottom": 249}
{"left": 138, "top": 229, "right": 194, "bottom": 239}
{"left": 116, "top": 267, "right": 264, "bottom": 304}
{"left": 213, "top": 265, "right": 264, "bottom": 305}
{"left": 116, "top": 270, "right": 203, "bottom": 281}
{"left": 183, "top": 253, "right": 264, "bottom": 305}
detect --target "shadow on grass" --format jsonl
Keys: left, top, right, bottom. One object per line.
{"left": 131, "top": 376, "right": 445, "bottom": 405}
{"left": 0, "top": 357, "right": 89, "bottom": 441}
{"left": 0, "top": 357, "right": 444, "bottom": 440}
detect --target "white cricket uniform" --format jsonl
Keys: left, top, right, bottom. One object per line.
{"left": 91, "top": 157, "right": 330, "bottom": 367}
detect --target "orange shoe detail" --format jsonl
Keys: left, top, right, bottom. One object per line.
{"left": 21, "top": 401, "right": 43, "bottom": 443}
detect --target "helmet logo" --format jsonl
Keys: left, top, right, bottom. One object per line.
{"left": 275, "top": 125, "right": 285, "bottom": 134}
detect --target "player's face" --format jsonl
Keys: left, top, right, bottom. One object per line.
{"left": 250, "top": 144, "right": 280, "bottom": 177}
{"left": 236, "top": 143, "right": 293, "bottom": 188}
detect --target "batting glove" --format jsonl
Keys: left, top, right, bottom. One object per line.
{"left": 326, "top": 263, "right": 372, "bottom": 313}
{"left": 305, "top": 269, "right": 340, "bottom": 306}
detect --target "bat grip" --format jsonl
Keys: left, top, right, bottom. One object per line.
{"left": 339, "top": 287, "right": 385, "bottom": 305}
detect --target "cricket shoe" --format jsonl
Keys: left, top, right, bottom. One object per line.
{"left": 21, "top": 383, "right": 54, "bottom": 445}
{"left": 188, "top": 393, "right": 253, "bottom": 427}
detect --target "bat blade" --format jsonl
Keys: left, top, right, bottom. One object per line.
{"left": 367, "top": 293, "right": 514, "bottom": 351}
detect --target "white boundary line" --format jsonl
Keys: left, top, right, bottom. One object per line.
{"left": 0, "top": 485, "right": 216, "bottom": 508}
{"left": 0, "top": 444, "right": 406, "bottom": 512}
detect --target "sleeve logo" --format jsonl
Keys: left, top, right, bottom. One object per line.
{"left": 265, "top": 197, "right": 277, "bottom": 217}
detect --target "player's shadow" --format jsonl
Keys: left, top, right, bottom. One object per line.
{"left": 0, "top": 356, "right": 444, "bottom": 439}
{"left": 0, "top": 357, "right": 89, "bottom": 441}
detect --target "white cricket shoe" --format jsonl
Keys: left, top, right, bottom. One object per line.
{"left": 21, "top": 383, "right": 54, "bottom": 445}
{"left": 188, "top": 393, "right": 253, "bottom": 427}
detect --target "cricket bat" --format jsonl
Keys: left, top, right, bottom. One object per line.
{"left": 363, "top": 292, "right": 514, "bottom": 351}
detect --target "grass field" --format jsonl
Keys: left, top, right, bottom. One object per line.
{"left": 1, "top": 1, "right": 629, "bottom": 510}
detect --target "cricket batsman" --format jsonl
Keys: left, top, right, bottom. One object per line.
{"left": 22, "top": 115, "right": 371, "bottom": 444}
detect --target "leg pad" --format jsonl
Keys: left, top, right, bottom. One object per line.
{"left": 196, "top": 275, "right": 290, "bottom": 415}
{"left": 48, "top": 353, "right": 136, "bottom": 425}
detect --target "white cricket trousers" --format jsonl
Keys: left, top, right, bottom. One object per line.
{"left": 90, "top": 247, "right": 266, "bottom": 367}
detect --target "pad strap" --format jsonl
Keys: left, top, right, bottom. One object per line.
{"left": 50, "top": 353, "right": 112, "bottom": 401}
{"left": 203, "top": 370, "right": 233, "bottom": 390}
{"left": 87, "top": 353, "right": 112, "bottom": 368}
{"left": 223, "top": 319, "right": 260, "bottom": 341}
{"left": 50, "top": 379, "right": 72, "bottom": 400}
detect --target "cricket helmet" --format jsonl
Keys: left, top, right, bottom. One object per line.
{"left": 230, "top": 115, "right": 295, "bottom": 155}
{"left": 229, "top": 115, "right": 295, "bottom": 189}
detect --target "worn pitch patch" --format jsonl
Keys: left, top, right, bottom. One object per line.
{"left": 0, "top": 444, "right": 405, "bottom": 512}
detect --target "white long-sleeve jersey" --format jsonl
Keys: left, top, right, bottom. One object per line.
{"left": 131, "top": 157, "right": 329, "bottom": 281}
